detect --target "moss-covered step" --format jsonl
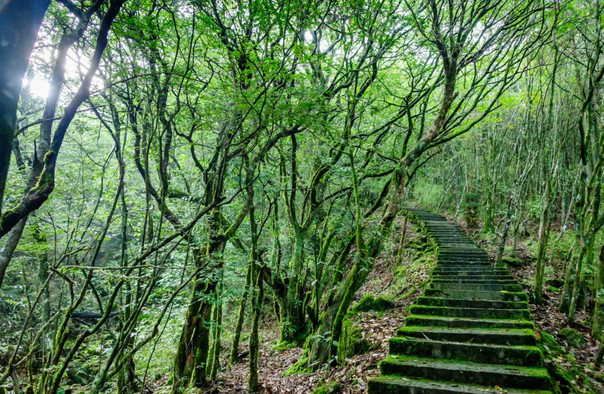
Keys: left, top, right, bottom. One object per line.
{"left": 368, "top": 376, "right": 552, "bottom": 394}
{"left": 369, "top": 208, "right": 553, "bottom": 394}
{"left": 388, "top": 337, "right": 543, "bottom": 366}
{"left": 431, "top": 278, "right": 517, "bottom": 284}
{"left": 436, "top": 258, "right": 492, "bottom": 269}
{"left": 431, "top": 268, "right": 509, "bottom": 275}
{"left": 379, "top": 356, "right": 551, "bottom": 389}
{"left": 404, "top": 315, "right": 534, "bottom": 329}
{"left": 428, "top": 282, "right": 523, "bottom": 292}
{"left": 423, "top": 288, "right": 528, "bottom": 301}
{"left": 396, "top": 326, "right": 536, "bottom": 346}
{"left": 436, "top": 262, "right": 493, "bottom": 267}
{"left": 432, "top": 265, "right": 507, "bottom": 271}
{"left": 415, "top": 296, "right": 528, "bottom": 309}
{"left": 408, "top": 305, "right": 530, "bottom": 320}
{"left": 432, "top": 274, "right": 515, "bottom": 281}
{"left": 437, "top": 253, "right": 490, "bottom": 259}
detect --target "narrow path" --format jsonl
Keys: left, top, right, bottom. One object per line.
{"left": 368, "top": 208, "right": 553, "bottom": 393}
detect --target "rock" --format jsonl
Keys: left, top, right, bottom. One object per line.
{"left": 313, "top": 381, "right": 342, "bottom": 394}
{"left": 558, "top": 326, "right": 586, "bottom": 348}
{"left": 546, "top": 278, "right": 564, "bottom": 288}
{"left": 352, "top": 295, "right": 394, "bottom": 313}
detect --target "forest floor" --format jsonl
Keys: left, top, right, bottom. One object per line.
{"left": 207, "top": 224, "right": 431, "bottom": 393}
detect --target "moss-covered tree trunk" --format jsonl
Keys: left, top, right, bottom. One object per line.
{"left": 534, "top": 177, "right": 553, "bottom": 304}
{"left": 591, "top": 245, "right": 604, "bottom": 337}
{"left": 230, "top": 262, "right": 252, "bottom": 364}
{"left": 280, "top": 229, "right": 307, "bottom": 342}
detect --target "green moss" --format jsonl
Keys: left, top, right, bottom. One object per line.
{"left": 283, "top": 349, "right": 312, "bottom": 376}
{"left": 400, "top": 287, "right": 418, "bottom": 299}
{"left": 273, "top": 340, "right": 298, "bottom": 351}
{"left": 502, "top": 256, "right": 524, "bottom": 267}
{"left": 558, "top": 327, "right": 586, "bottom": 348}
{"left": 336, "top": 314, "right": 373, "bottom": 362}
{"left": 351, "top": 294, "right": 394, "bottom": 313}
{"left": 313, "top": 381, "right": 342, "bottom": 394}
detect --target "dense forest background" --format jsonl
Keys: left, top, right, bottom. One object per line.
{"left": 1, "top": 0, "right": 604, "bottom": 393}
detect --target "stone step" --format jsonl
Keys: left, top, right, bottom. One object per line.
{"left": 432, "top": 274, "right": 514, "bottom": 280}
{"left": 409, "top": 305, "right": 531, "bottom": 320}
{"left": 423, "top": 288, "right": 528, "bottom": 301}
{"left": 415, "top": 296, "right": 528, "bottom": 309}
{"left": 431, "top": 278, "right": 517, "bottom": 284}
{"left": 379, "top": 357, "right": 551, "bottom": 390}
{"left": 436, "top": 262, "right": 493, "bottom": 267}
{"left": 396, "top": 326, "right": 536, "bottom": 346}
{"left": 432, "top": 267, "right": 506, "bottom": 274}
{"left": 438, "top": 251, "right": 489, "bottom": 256}
{"left": 368, "top": 377, "right": 552, "bottom": 394}
{"left": 388, "top": 337, "right": 542, "bottom": 367}
{"left": 428, "top": 282, "right": 523, "bottom": 292}
{"left": 437, "top": 258, "right": 490, "bottom": 262}
{"left": 368, "top": 208, "right": 552, "bottom": 394}
{"left": 404, "top": 315, "right": 534, "bottom": 329}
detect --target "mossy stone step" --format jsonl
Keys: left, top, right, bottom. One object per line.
{"left": 379, "top": 356, "right": 551, "bottom": 389}
{"left": 369, "top": 208, "right": 552, "bottom": 394}
{"left": 416, "top": 296, "right": 528, "bottom": 309}
{"left": 423, "top": 288, "right": 528, "bottom": 301}
{"left": 429, "top": 282, "right": 523, "bottom": 292}
{"left": 432, "top": 267, "right": 508, "bottom": 274}
{"left": 388, "top": 337, "right": 542, "bottom": 366}
{"left": 409, "top": 305, "right": 531, "bottom": 320}
{"left": 432, "top": 274, "right": 514, "bottom": 280}
{"left": 438, "top": 252, "right": 489, "bottom": 257}
{"left": 405, "top": 315, "right": 534, "bottom": 329}
{"left": 428, "top": 282, "right": 522, "bottom": 292}
{"left": 437, "top": 260, "right": 492, "bottom": 265}
{"left": 431, "top": 278, "right": 517, "bottom": 284}
{"left": 397, "top": 326, "right": 536, "bottom": 346}
{"left": 368, "top": 376, "right": 552, "bottom": 394}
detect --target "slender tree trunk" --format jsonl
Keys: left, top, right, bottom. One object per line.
{"left": 534, "top": 180, "right": 553, "bottom": 304}
{"left": 209, "top": 278, "right": 223, "bottom": 380}
{"left": 592, "top": 245, "right": 604, "bottom": 336}
{"left": 230, "top": 262, "right": 252, "bottom": 364}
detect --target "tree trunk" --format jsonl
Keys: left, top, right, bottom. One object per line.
{"left": 591, "top": 245, "right": 604, "bottom": 337}
{"left": 0, "top": 0, "right": 49, "bottom": 211}
{"left": 230, "top": 263, "right": 251, "bottom": 364}
{"left": 534, "top": 184, "right": 552, "bottom": 304}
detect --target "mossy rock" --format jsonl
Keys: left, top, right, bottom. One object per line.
{"left": 351, "top": 294, "right": 394, "bottom": 313}
{"left": 273, "top": 340, "right": 298, "bottom": 351}
{"left": 502, "top": 256, "right": 524, "bottom": 267}
{"left": 313, "top": 381, "right": 342, "bottom": 394}
{"left": 546, "top": 278, "right": 564, "bottom": 288}
{"left": 547, "top": 286, "right": 560, "bottom": 293}
{"left": 558, "top": 327, "right": 586, "bottom": 348}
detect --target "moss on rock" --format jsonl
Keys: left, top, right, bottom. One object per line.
{"left": 558, "top": 326, "right": 586, "bottom": 348}
{"left": 351, "top": 294, "right": 394, "bottom": 313}
{"left": 313, "top": 381, "right": 342, "bottom": 394}
{"left": 336, "top": 314, "right": 373, "bottom": 362}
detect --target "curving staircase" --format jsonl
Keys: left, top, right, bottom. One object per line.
{"left": 368, "top": 208, "right": 553, "bottom": 394}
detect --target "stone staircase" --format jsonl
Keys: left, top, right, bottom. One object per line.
{"left": 368, "top": 208, "right": 553, "bottom": 394}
